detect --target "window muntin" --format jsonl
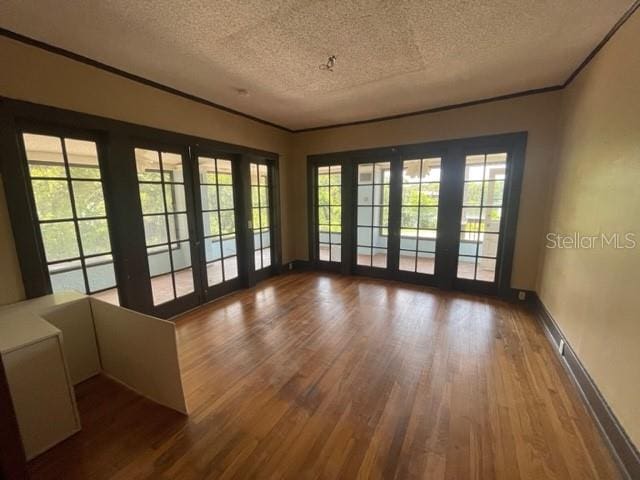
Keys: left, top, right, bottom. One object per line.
{"left": 23, "top": 133, "right": 119, "bottom": 303}
{"left": 136, "top": 148, "right": 194, "bottom": 305}
{"left": 399, "top": 157, "right": 441, "bottom": 275}
{"left": 250, "top": 163, "right": 272, "bottom": 270}
{"left": 198, "top": 157, "right": 239, "bottom": 287}
{"left": 317, "top": 165, "right": 341, "bottom": 262}
{"left": 457, "top": 153, "right": 507, "bottom": 282}
{"left": 356, "top": 162, "right": 390, "bottom": 268}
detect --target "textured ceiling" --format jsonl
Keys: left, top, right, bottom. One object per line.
{"left": 0, "top": 0, "right": 633, "bottom": 130}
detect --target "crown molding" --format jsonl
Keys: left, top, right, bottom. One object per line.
{"left": 1, "top": 0, "right": 638, "bottom": 133}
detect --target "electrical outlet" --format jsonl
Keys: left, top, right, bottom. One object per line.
{"left": 518, "top": 291, "right": 526, "bottom": 301}
{"left": 559, "top": 339, "right": 565, "bottom": 356}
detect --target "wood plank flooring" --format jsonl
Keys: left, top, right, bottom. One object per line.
{"left": 28, "top": 272, "right": 620, "bottom": 479}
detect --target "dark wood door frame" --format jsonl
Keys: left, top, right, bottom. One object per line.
{"left": 0, "top": 96, "right": 282, "bottom": 319}
{"left": 306, "top": 157, "right": 346, "bottom": 275}
{"left": 307, "top": 132, "right": 527, "bottom": 297}
{"left": 350, "top": 152, "right": 402, "bottom": 279}
{"left": 247, "top": 155, "right": 282, "bottom": 285}
{"left": 126, "top": 138, "right": 205, "bottom": 318}
{"left": 190, "top": 147, "right": 245, "bottom": 303}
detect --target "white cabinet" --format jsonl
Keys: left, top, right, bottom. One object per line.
{"left": 2, "top": 334, "right": 80, "bottom": 459}
{"left": 0, "top": 311, "right": 80, "bottom": 460}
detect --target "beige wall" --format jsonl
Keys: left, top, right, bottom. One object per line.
{"left": 292, "top": 92, "right": 562, "bottom": 290}
{"left": 0, "top": 36, "right": 294, "bottom": 306}
{"left": 537, "top": 12, "right": 640, "bottom": 445}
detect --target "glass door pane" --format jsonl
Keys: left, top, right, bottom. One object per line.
{"left": 316, "top": 165, "right": 342, "bottom": 263}
{"left": 250, "top": 162, "right": 272, "bottom": 270}
{"left": 356, "top": 161, "right": 390, "bottom": 268}
{"left": 198, "top": 157, "right": 239, "bottom": 287}
{"left": 398, "top": 157, "right": 441, "bottom": 275}
{"left": 23, "top": 132, "right": 120, "bottom": 305}
{"left": 135, "top": 148, "right": 196, "bottom": 306}
{"left": 457, "top": 153, "right": 507, "bottom": 282}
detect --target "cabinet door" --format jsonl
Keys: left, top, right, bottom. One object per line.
{"left": 3, "top": 336, "right": 80, "bottom": 459}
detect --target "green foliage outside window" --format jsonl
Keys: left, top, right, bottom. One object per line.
{"left": 398, "top": 181, "right": 439, "bottom": 236}
{"left": 139, "top": 183, "right": 164, "bottom": 214}
{"left": 217, "top": 172, "right": 232, "bottom": 184}
{"left": 461, "top": 181, "right": 504, "bottom": 231}
{"left": 31, "top": 178, "right": 73, "bottom": 220}
{"left": 317, "top": 181, "right": 341, "bottom": 233}
{"left": 30, "top": 163, "right": 111, "bottom": 262}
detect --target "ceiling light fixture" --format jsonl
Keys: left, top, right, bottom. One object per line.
{"left": 319, "top": 55, "right": 337, "bottom": 72}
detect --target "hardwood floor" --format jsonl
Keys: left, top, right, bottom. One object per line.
{"left": 28, "top": 272, "right": 620, "bottom": 479}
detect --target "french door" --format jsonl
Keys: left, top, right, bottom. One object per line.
{"left": 309, "top": 133, "right": 526, "bottom": 296}
{"left": 397, "top": 156, "right": 442, "bottom": 277}
{"left": 354, "top": 158, "right": 392, "bottom": 272}
{"left": 315, "top": 164, "right": 342, "bottom": 264}
{"left": 352, "top": 153, "right": 446, "bottom": 284}
{"left": 134, "top": 145, "right": 202, "bottom": 316}
{"left": 134, "top": 146, "right": 280, "bottom": 317}
{"left": 193, "top": 153, "right": 243, "bottom": 302}
{"left": 453, "top": 149, "right": 511, "bottom": 294}
{"left": 18, "top": 128, "right": 120, "bottom": 304}
{"left": 250, "top": 160, "right": 277, "bottom": 282}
